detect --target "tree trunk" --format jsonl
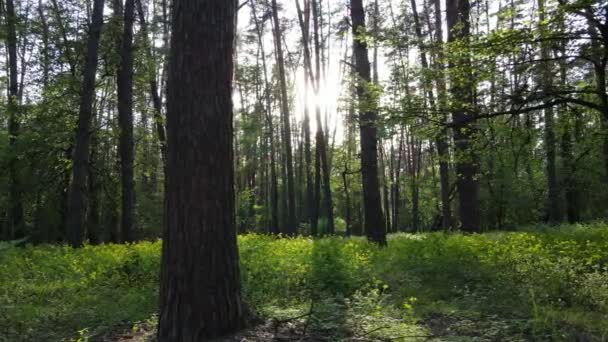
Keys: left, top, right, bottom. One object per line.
{"left": 38, "top": 0, "right": 50, "bottom": 88}
{"left": 117, "top": 0, "right": 136, "bottom": 241}
{"left": 136, "top": 0, "right": 167, "bottom": 164}
{"left": 157, "top": 0, "right": 245, "bottom": 339}
{"left": 249, "top": 0, "right": 278, "bottom": 233}
{"left": 350, "top": 0, "right": 386, "bottom": 246}
{"left": 303, "top": 75, "right": 314, "bottom": 232}
{"left": 65, "top": 0, "right": 105, "bottom": 247}
{"left": 5, "top": 0, "right": 23, "bottom": 239}
{"left": 270, "top": 0, "right": 297, "bottom": 235}
{"left": 88, "top": 112, "right": 101, "bottom": 244}
{"left": 446, "top": 0, "right": 480, "bottom": 232}
{"left": 312, "top": 136, "right": 321, "bottom": 235}
{"left": 432, "top": 0, "right": 452, "bottom": 230}
{"left": 538, "top": 0, "right": 560, "bottom": 224}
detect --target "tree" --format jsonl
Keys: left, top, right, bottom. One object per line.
{"left": 65, "top": 0, "right": 106, "bottom": 247}
{"left": 270, "top": 0, "right": 297, "bottom": 235}
{"left": 446, "top": 0, "right": 480, "bottom": 232}
{"left": 350, "top": 0, "right": 386, "bottom": 245}
{"left": 431, "top": 0, "right": 452, "bottom": 231}
{"left": 537, "top": 0, "right": 560, "bottom": 224}
{"left": 157, "top": 0, "right": 245, "bottom": 339}
{"left": 117, "top": 0, "right": 136, "bottom": 241}
{"left": 5, "top": 0, "right": 24, "bottom": 239}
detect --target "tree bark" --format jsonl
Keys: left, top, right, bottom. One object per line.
{"left": 136, "top": 0, "right": 167, "bottom": 164}
{"left": 538, "top": 0, "right": 560, "bottom": 224}
{"left": 432, "top": 0, "right": 452, "bottom": 230}
{"left": 65, "top": 0, "right": 106, "bottom": 247}
{"left": 446, "top": 0, "right": 480, "bottom": 232}
{"left": 5, "top": 0, "right": 23, "bottom": 239}
{"left": 350, "top": 0, "right": 386, "bottom": 245}
{"left": 270, "top": 0, "right": 297, "bottom": 235}
{"left": 157, "top": 0, "right": 245, "bottom": 339}
{"left": 250, "top": 0, "right": 279, "bottom": 233}
{"left": 117, "top": 0, "right": 136, "bottom": 241}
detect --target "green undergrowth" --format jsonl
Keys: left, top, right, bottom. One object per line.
{"left": 1, "top": 224, "right": 607, "bottom": 341}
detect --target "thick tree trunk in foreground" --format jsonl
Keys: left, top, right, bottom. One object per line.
{"left": 65, "top": 0, "right": 105, "bottom": 247}
{"left": 117, "top": 0, "right": 136, "bottom": 241}
{"left": 446, "top": 0, "right": 480, "bottom": 232}
{"left": 350, "top": 0, "right": 386, "bottom": 246}
{"left": 157, "top": 0, "right": 244, "bottom": 339}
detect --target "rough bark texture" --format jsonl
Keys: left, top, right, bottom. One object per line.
{"left": 157, "top": 0, "right": 245, "bottom": 339}
{"left": 117, "top": 0, "right": 136, "bottom": 242}
{"left": 65, "top": 0, "right": 105, "bottom": 247}
{"left": 446, "top": 0, "right": 480, "bottom": 232}
{"left": 350, "top": 0, "right": 386, "bottom": 246}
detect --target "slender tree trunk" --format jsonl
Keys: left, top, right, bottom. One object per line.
{"left": 342, "top": 163, "right": 351, "bottom": 236}
{"left": 446, "top": 0, "right": 480, "bottom": 232}
{"left": 88, "top": 112, "right": 101, "bottom": 244}
{"left": 350, "top": 0, "right": 386, "bottom": 245}
{"left": 5, "top": 0, "right": 23, "bottom": 239}
{"left": 136, "top": 0, "right": 167, "bottom": 164}
{"left": 117, "top": 0, "right": 136, "bottom": 241}
{"left": 556, "top": 12, "right": 580, "bottom": 223}
{"left": 270, "top": 0, "right": 297, "bottom": 235}
{"left": 538, "top": 0, "right": 560, "bottom": 224}
{"left": 157, "top": 0, "right": 245, "bottom": 339}
{"left": 65, "top": 0, "right": 105, "bottom": 247}
{"left": 312, "top": 135, "right": 321, "bottom": 235}
{"left": 380, "top": 145, "right": 391, "bottom": 233}
{"left": 38, "top": 0, "right": 50, "bottom": 88}
{"left": 312, "top": 0, "right": 333, "bottom": 234}
{"left": 431, "top": 0, "right": 452, "bottom": 230}
{"left": 249, "top": 0, "right": 279, "bottom": 233}
{"left": 393, "top": 129, "right": 404, "bottom": 231}
{"left": 303, "top": 74, "right": 314, "bottom": 231}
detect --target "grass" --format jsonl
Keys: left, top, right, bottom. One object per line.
{"left": 1, "top": 223, "right": 608, "bottom": 341}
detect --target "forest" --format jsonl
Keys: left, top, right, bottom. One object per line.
{"left": 1, "top": 0, "right": 608, "bottom": 340}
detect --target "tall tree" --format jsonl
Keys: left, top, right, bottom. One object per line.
{"left": 432, "top": 0, "right": 452, "bottom": 230}
{"left": 157, "top": 0, "right": 245, "bottom": 339}
{"left": 250, "top": 0, "right": 279, "bottom": 233}
{"left": 136, "top": 0, "right": 167, "bottom": 164}
{"left": 5, "top": 0, "right": 23, "bottom": 239}
{"left": 65, "top": 0, "right": 106, "bottom": 247}
{"left": 117, "top": 0, "right": 136, "bottom": 241}
{"left": 270, "top": 0, "right": 297, "bottom": 235}
{"left": 350, "top": 0, "right": 386, "bottom": 245}
{"left": 537, "top": 0, "right": 560, "bottom": 223}
{"left": 446, "top": 0, "right": 480, "bottom": 232}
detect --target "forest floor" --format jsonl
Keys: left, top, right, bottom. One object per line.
{"left": 1, "top": 223, "right": 608, "bottom": 341}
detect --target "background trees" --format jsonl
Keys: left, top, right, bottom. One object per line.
{"left": 0, "top": 0, "right": 607, "bottom": 243}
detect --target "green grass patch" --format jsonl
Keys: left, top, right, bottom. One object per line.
{"left": 1, "top": 224, "right": 607, "bottom": 340}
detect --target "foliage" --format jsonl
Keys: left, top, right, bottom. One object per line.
{"left": 2, "top": 224, "right": 608, "bottom": 340}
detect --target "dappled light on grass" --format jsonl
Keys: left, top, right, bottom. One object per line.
{"left": 1, "top": 224, "right": 607, "bottom": 340}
